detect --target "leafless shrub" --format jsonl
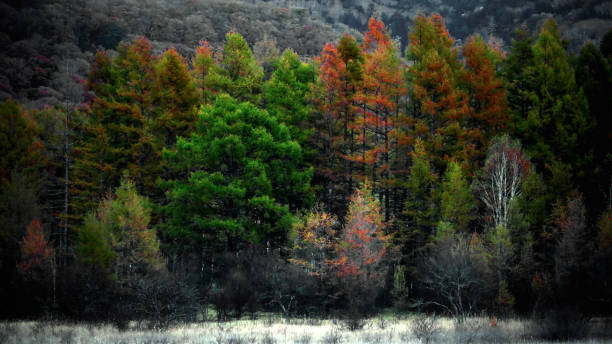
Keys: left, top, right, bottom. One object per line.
{"left": 453, "top": 317, "right": 487, "bottom": 344}
{"left": 320, "top": 328, "right": 343, "bottom": 344}
{"left": 338, "top": 313, "right": 366, "bottom": 331}
{"left": 375, "top": 313, "right": 388, "bottom": 330}
{"left": 411, "top": 315, "right": 439, "bottom": 344}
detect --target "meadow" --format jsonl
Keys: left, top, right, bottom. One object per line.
{"left": 1, "top": 315, "right": 611, "bottom": 344}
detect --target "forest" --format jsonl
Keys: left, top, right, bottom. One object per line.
{"left": 1, "top": 4, "right": 612, "bottom": 343}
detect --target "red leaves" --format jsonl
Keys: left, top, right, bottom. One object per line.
{"left": 17, "top": 219, "right": 54, "bottom": 272}
{"left": 331, "top": 183, "right": 388, "bottom": 278}
{"left": 363, "top": 18, "right": 390, "bottom": 51}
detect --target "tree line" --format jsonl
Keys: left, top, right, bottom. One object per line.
{"left": 1, "top": 14, "right": 611, "bottom": 328}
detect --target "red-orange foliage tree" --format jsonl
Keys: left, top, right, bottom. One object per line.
{"left": 462, "top": 35, "right": 509, "bottom": 169}
{"left": 313, "top": 42, "right": 348, "bottom": 213}
{"left": 352, "top": 18, "right": 405, "bottom": 221}
{"left": 407, "top": 14, "right": 471, "bottom": 174}
{"left": 192, "top": 41, "right": 222, "bottom": 104}
{"left": 330, "top": 183, "right": 389, "bottom": 315}
{"left": 17, "top": 219, "right": 54, "bottom": 274}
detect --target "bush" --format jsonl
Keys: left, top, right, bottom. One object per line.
{"left": 321, "top": 328, "right": 343, "bottom": 344}
{"left": 411, "top": 315, "right": 439, "bottom": 344}
{"left": 130, "top": 271, "right": 202, "bottom": 329}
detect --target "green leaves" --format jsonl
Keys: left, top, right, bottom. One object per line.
{"left": 264, "top": 49, "right": 314, "bottom": 147}
{"left": 78, "top": 179, "right": 162, "bottom": 278}
{"left": 439, "top": 161, "right": 475, "bottom": 232}
{"left": 505, "top": 19, "right": 589, "bottom": 198}
{"left": 161, "top": 95, "right": 312, "bottom": 250}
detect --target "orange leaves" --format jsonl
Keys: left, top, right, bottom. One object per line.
{"left": 363, "top": 17, "right": 391, "bottom": 51}
{"left": 331, "top": 183, "right": 388, "bottom": 278}
{"left": 463, "top": 35, "right": 508, "bottom": 135}
{"left": 291, "top": 184, "right": 388, "bottom": 281}
{"left": 195, "top": 40, "right": 212, "bottom": 60}
{"left": 17, "top": 219, "right": 54, "bottom": 272}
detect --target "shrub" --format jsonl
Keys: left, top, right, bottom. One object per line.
{"left": 338, "top": 309, "right": 367, "bottom": 331}
{"left": 453, "top": 317, "right": 488, "bottom": 344}
{"left": 320, "top": 328, "right": 343, "bottom": 344}
{"left": 411, "top": 315, "right": 438, "bottom": 344}
{"left": 130, "top": 271, "right": 202, "bottom": 329}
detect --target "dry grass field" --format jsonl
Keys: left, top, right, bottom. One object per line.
{"left": 1, "top": 316, "right": 611, "bottom": 344}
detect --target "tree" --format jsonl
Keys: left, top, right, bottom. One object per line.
{"left": 152, "top": 47, "right": 200, "bottom": 146}
{"left": 290, "top": 206, "right": 339, "bottom": 283}
{"left": 419, "top": 229, "right": 487, "bottom": 323}
{"left": 600, "top": 27, "right": 612, "bottom": 59}
{"left": 473, "top": 135, "right": 531, "bottom": 229}
{"left": 399, "top": 139, "right": 438, "bottom": 260}
{"left": 406, "top": 14, "right": 471, "bottom": 174}
{"left": 330, "top": 182, "right": 389, "bottom": 316}
{"left": 554, "top": 193, "right": 591, "bottom": 301}
{"left": 72, "top": 37, "right": 160, "bottom": 219}
{"left": 160, "top": 95, "right": 312, "bottom": 256}
{"left": 0, "top": 100, "right": 43, "bottom": 185}
{"left": 192, "top": 41, "right": 225, "bottom": 104}
{"left": 487, "top": 223, "right": 515, "bottom": 313}
{"left": 222, "top": 32, "right": 264, "bottom": 103}
{"left": 16, "top": 219, "right": 56, "bottom": 311}
{"left": 439, "top": 161, "right": 475, "bottom": 232}
{"left": 332, "top": 182, "right": 388, "bottom": 279}
{"left": 78, "top": 179, "right": 162, "bottom": 286}
{"left": 502, "top": 24, "right": 535, "bottom": 131}
{"left": 462, "top": 35, "right": 508, "bottom": 167}
{"left": 508, "top": 19, "right": 589, "bottom": 198}
{"left": 353, "top": 18, "right": 405, "bottom": 221}
{"left": 17, "top": 219, "right": 55, "bottom": 274}
{"left": 77, "top": 212, "right": 114, "bottom": 271}
{"left": 573, "top": 42, "right": 612, "bottom": 217}
{"left": 312, "top": 41, "right": 349, "bottom": 214}
{"left": 264, "top": 49, "right": 315, "bottom": 147}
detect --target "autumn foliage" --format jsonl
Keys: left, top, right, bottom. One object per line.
{"left": 0, "top": 11, "right": 609, "bottom": 323}
{"left": 331, "top": 182, "right": 388, "bottom": 279}
{"left": 17, "top": 219, "right": 54, "bottom": 273}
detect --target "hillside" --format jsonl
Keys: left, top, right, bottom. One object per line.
{"left": 2, "top": 0, "right": 611, "bottom": 109}
{"left": 244, "top": 0, "right": 612, "bottom": 51}
{"left": 0, "top": 0, "right": 343, "bottom": 107}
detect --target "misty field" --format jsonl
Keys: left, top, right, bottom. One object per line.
{"left": 1, "top": 316, "right": 611, "bottom": 344}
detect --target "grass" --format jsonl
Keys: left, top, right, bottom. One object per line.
{"left": 0, "top": 316, "right": 610, "bottom": 344}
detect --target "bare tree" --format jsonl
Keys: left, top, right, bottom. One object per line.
{"left": 53, "top": 58, "right": 85, "bottom": 268}
{"left": 419, "top": 232, "right": 487, "bottom": 323}
{"left": 474, "top": 135, "right": 531, "bottom": 229}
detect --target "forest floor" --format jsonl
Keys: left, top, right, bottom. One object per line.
{"left": 1, "top": 315, "right": 611, "bottom": 344}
